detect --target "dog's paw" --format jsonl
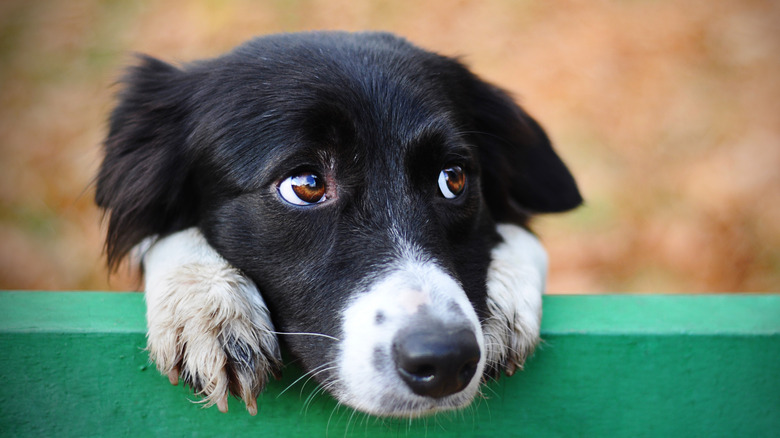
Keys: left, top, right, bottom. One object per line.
{"left": 140, "top": 228, "right": 282, "bottom": 415}
{"left": 482, "top": 224, "right": 547, "bottom": 377}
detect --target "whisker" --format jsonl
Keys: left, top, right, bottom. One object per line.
{"left": 481, "top": 382, "right": 499, "bottom": 398}
{"left": 326, "top": 400, "right": 348, "bottom": 438}
{"left": 344, "top": 405, "right": 360, "bottom": 438}
{"left": 278, "top": 362, "right": 331, "bottom": 397}
{"left": 301, "top": 368, "right": 337, "bottom": 405}
{"left": 264, "top": 330, "right": 340, "bottom": 342}
{"left": 303, "top": 378, "right": 335, "bottom": 414}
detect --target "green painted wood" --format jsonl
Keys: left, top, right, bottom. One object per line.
{"left": 0, "top": 292, "right": 778, "bottom": 437}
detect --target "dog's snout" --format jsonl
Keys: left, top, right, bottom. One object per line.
{"left": 392, "top": 324, "right": 480, "bottom": 399}
{"left": 339, "top": 265, "right": 486, "bottom": 414}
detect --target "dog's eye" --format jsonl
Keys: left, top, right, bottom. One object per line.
{"left": 438, "top": 166, "right": 465, "bottom": 199}
{"left": 278, "top": 172, "right": 327, "bottom": 205}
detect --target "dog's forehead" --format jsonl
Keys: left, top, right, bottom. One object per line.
{"left": 195, "top": 35, "right": 471, "bottom": 189}
{"left": 218, "top": 33, "right": 461, "bottom": 120}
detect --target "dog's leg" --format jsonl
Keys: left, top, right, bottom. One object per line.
{"left": 482, "top": 224, "right": 547, "bottom": 377}
{"left": 138, "top": 228, "right": 282, "bottom": 415}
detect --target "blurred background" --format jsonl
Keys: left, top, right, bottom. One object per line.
{"left": 0, "top": 0, "right": 778, "bottom": 293}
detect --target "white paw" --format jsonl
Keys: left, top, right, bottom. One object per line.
{"left": 482, "top": 224, "right": 547, "bottom": 377}
{"left": 140, "top": 228, "right": 282, "bottom": 415}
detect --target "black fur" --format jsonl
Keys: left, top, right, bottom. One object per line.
{"left": 96, "top": 31, "right": 581, "bottom": 388}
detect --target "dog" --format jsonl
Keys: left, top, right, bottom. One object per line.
{"left": 95, "top": 31, "right": 581, "bottom": 418}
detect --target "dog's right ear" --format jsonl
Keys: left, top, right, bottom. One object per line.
{"left": 95, "top": 56, "right": 198, "bottom": 270}
{"left": 460, "top": 74, "right": 583, "bottom": 224}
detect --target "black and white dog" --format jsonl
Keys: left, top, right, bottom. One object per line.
{"left": 96, "top": 31, "right": 581, "bottom": 418}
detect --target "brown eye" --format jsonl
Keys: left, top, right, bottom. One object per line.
{"left": 279, "top": 172, "right": 326, "bottom": 205}
{"left": 438, "top": 166, "right": 465, "bottom": 199}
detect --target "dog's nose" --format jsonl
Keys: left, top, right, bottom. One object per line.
{"left": 392, "top": 324, "right": 480, "bottom": 399}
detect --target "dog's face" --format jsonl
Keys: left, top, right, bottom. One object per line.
{"left": 96, "top": 32, "right": 581, "bottom": 416}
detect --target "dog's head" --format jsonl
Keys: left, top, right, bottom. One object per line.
{"left": 96, "top": 32, "right": 580, "bottom": 416}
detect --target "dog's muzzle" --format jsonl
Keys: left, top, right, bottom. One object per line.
{"left": 336, "top": 260, "right": 486, "bottom": 417}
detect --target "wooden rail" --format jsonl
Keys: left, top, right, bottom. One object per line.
{"left": 1, "top": 292, "right": 778, "bottom": 437}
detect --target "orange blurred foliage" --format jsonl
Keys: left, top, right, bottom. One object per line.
{"left": 1, "top": 0, "right": 778, "bottom": 293}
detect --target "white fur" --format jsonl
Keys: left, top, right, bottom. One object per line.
{"left": 141, "top": 223, "right": 545, "bottom": 416}
{"left": 140, "top": 228, "right": 281, "bottom": 415}
{"left": 482, "top": 224, "right": 546, "bottom": 376}
{"left": 336, "top": 257, "right": 486, "bottom": 417}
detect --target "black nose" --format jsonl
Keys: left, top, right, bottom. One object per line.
{"left": 392, "top": 324, "right": 481, "bottom": 399}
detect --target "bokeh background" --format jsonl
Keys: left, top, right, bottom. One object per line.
{"left": 1, "top": 0, "right": 778, "bottom": 293}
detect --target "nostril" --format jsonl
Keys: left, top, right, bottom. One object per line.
{"left": 393, "top": 325, "right": 481, "bottom": 399}
{"left": 402, "top": 364, "right": 436, "bottom": 382}
{"left": 459, "top": 358, "right": 478, "bottom": 384}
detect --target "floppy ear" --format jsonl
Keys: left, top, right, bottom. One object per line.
{"left": 95, "top": 56, "right": 198, "bottom": 270}
{"left": 465, "top": 78, "right": 582, "bottom": 224}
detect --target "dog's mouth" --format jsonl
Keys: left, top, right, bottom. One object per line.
{"left": 332, "top": 261, "right": 486, "bottom": 417}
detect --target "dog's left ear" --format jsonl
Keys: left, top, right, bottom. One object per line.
{"left": 463, "top": 77, "right": 583, "bottom": 223}
{"left": 95, "top": 56, "right": 198, "bottom": 270}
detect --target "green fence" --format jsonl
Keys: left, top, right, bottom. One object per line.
{"left": 1, "top": 292, "right": 778, "bottom": 437}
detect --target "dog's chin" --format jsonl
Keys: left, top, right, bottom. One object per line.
{"left": 336, "top": 381, "right": 482, "bottom": 418}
